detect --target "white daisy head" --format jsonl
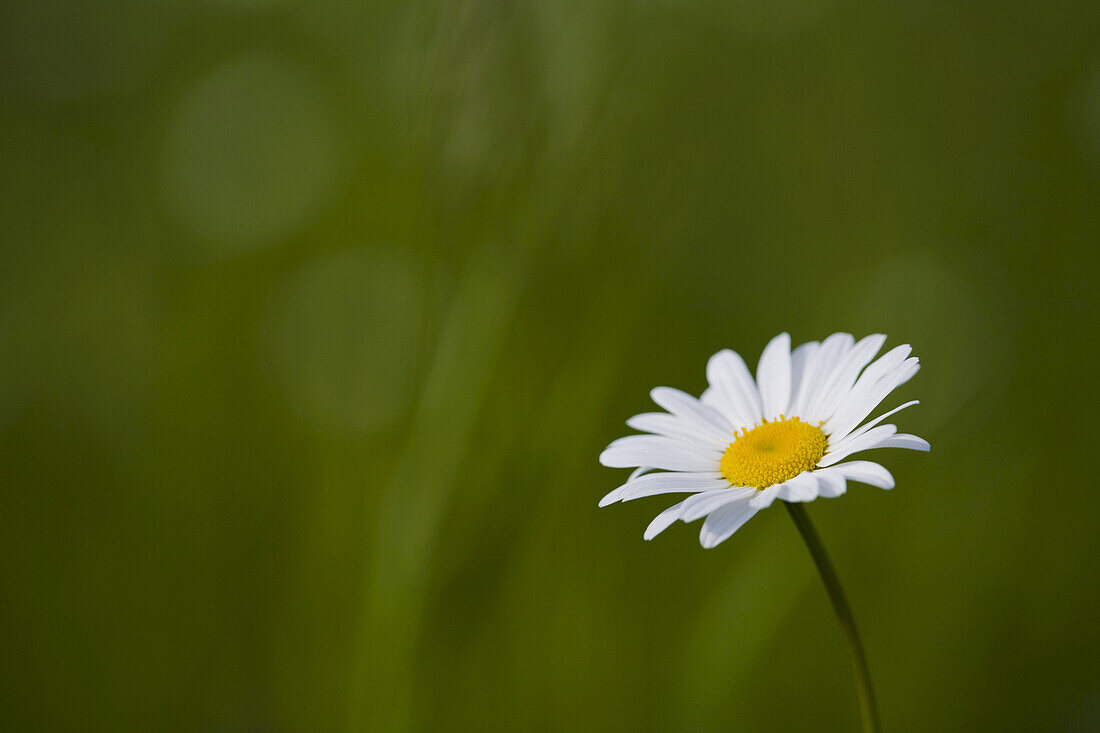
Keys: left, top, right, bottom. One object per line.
{"left": 599, "top": 333, "right": 929, "bottom": 548}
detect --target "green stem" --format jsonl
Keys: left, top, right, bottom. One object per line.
{"left": 784, "top": 501, "right": 880, "bottom": 733}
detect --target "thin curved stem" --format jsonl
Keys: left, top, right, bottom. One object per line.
{"left": 784, "top": 501, "right": 880, "bottom": 733}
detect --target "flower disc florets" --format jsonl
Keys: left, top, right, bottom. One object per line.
{"left": 720, "top": 416, "right": 828, "bottom": 489}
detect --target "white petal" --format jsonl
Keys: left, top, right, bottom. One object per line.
{"left": 827, "top": 400, "right": 919, "bottom": 448}
{"left": 706, "top": 349, "right": 763, "bottom": 429}
{"left": 776, "top": 473, "right": 820, "bottom": 503}
{"left": 818, "top": 425, "right": 897, "bottom": 467}
{"left": 873, "top": 433, "right": 931, "bottom": 451}
{"left": 679, "top": 487, "right": 757, "bottom": 522}
{"left": 600, "top": 435, "right": 721, "bottom": 471}
{"left": 831, "top": 460, "right": 895, "bottom": 489}
{"left": 813, "top": 469, "right": 848, "bottom": 498}
{"left": 626, "top": 412, "right": 731, "bottom": 447}
{"left": 821, "top": 344, "right": 912, "bottom": 430}
{"left": 786, "top": 340, "right": 819, "bottom": 414}
{"left": 756, "top": 332, "right": 792, "bottom": 420}
{"left": 803, "top": 334, "right": 887, "bottom": 424}
{"left": 644, "top": 500, "right": 687, "bottom": 540}
{"left": 790, "top": 333, "right": 853, "bottom": 418}
{"left": 600, "top": 471, "right": 729, "bottom": 507}
{"left": 599, "top": 466, "right": 650, "bottom": 505}
{"left": 748, "top": 484, "right": 781, "bottom": 509}
{"left": 599, "top": 465, "right": 653, "bottom": 505}
{"left": 699, "top": 499, "right": 760, "bottom": 548}
{"left": 823, "top": 357, "right": 920, "bottom": 440}
{"left": 854, "top": 343, "right": 913, "bottom": 386}
{"left": 650, "top": 386, "right": 735, "bottom": 435}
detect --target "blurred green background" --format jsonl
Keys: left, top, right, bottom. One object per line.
{"left": 2, "top": 1, "right": 1099, "bottom": 731}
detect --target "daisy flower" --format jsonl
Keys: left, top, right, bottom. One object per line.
{"left": 599, "top": 332, "right": 929, "bottom": 548}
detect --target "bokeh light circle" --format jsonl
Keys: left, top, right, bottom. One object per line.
{"left": 1074, "top": 56, "right": 1100, "bottom": 174}
{"left": 161, "top": 53, "right": 341, "bottom": 255}
{"left": 859, "top": 251, "right": 1008, "bottom": 430}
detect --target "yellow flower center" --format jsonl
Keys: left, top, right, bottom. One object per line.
{"left": 720, "top": 416, "right": 828, "bottom": 489}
